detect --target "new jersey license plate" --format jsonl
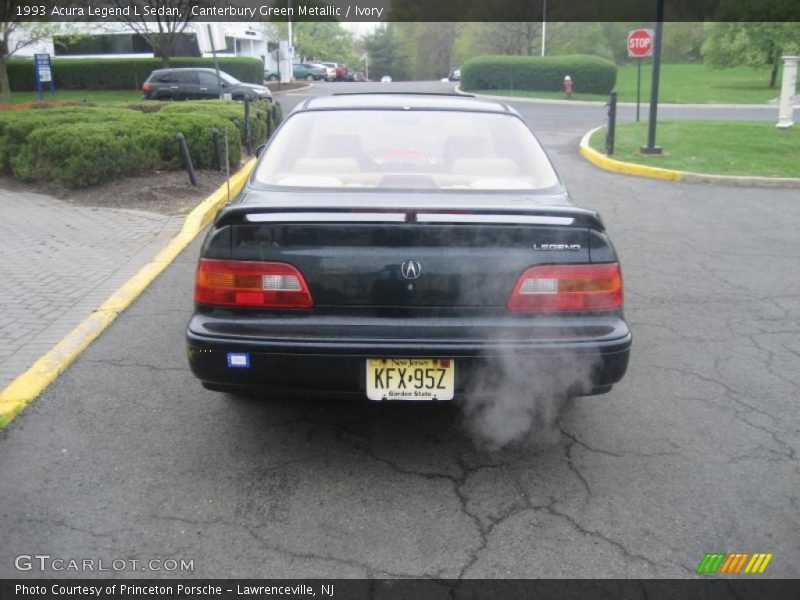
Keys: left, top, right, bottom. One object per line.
{"left": 366, "top": 358, "right": 455, "bottom": 401}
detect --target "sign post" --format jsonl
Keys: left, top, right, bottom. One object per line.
{"left": 627, "top": 28, "right": 654, "bottom": 122}
{"left": 196, "top": 23, "right": 226, "bottom": 100}
{"left": 34, "top": 53, "right": 55, "bottom": 101}
{"left": 278, "top": 41, "right": 292, "bottom": 84}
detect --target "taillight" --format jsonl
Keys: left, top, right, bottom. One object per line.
{"left": 143, "top": 82, "right": 151, "bottom": 92}
{"left": 508, "top": 263, "right": 623, "bottom": 312}
{"left": 195, "top": 259, "right": 313, "bottom": 308}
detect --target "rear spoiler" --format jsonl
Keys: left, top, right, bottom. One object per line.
{"left": 214, "top": 206, "right": 605, "bottom": 231}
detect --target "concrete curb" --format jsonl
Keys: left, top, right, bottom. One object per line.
{"left": 455, "top": 85, "right": 790, "bottom": 110}
{"left": 579, "top": 127, "right": 682, "bottom": 181}
{"left": 270, "top": 82, "right": 314, "bottom": 94}
{"left": 579, "top": 127, "right": 800, "bottom": 188}
{"left": 0, "top": 159, "right": 256, "bottom": 427}
{"left": 456, "top": 85, "right": 606, "bottom": 107}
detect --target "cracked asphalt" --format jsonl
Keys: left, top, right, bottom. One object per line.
{"left": 0, "top": 82, "right": 798, "bottom": 579}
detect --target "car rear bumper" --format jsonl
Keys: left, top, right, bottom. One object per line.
{"left": 186, "top": 313, "right": 631, "bottom": 398}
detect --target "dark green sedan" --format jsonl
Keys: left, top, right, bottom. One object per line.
{"left": 264, "top": 63, "right": 326, "bottom": 82}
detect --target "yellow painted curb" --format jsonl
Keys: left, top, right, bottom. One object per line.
{"left": 579, "top": 127, "right": 800, "bottom": 187}
{"left": 0, "top": 159, "right": 256, "bottom": 427}
{"left": 579, "top": 127, "right": 683, "bottom": 181}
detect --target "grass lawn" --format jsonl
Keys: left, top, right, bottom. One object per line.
{"left": 479, "top": 64, "right": 782, "bottom": 104}
{"left": 588, "top": 120, "right": 800, "bottom": 178}
{"left": 5, "top": 89, "right": 144, "bottom": 104}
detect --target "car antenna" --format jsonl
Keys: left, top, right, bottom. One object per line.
{"left": 224, "top": 130, "right": 231, "bottom": 202}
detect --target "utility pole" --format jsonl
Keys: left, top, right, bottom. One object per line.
{"left": 287, "top": 0, "right": 294, "bottom": 81}
{"left": 541, "top": 0, "right": 547, "bottom": 57}
{"left": 207, "top": 24, "right": 223, "bottom": 100}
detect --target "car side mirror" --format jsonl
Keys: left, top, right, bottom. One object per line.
{"left": 256, "top": 144, "right": 266, "bottom": 158}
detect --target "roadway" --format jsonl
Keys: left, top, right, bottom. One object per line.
{"left": 0, "top": 81, "right": 797, "bottom": 579}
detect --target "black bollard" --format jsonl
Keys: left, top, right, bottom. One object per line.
{"left": 605, "top": 90, "right": 617, "bottom": 157}
{"left": 211, "top": 127, "right": 223, "bottom": 174}
{"left": 244, "top": 98, "right": 252, "bottom": 155}
{"left": 176, "top": 132, "right": 198, "bottom": 187}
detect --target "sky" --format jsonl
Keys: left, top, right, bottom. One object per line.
{"left": 343, "top": 22, "right": 381, "bottom": 38}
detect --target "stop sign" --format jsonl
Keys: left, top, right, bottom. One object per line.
{"left": 628, "top": 29, "right": 654, "bottom": 58}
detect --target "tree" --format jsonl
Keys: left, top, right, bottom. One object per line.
{"left": 0, "top": 1, "right": 66, "bottom": 102}
{"left": 408, "top": 22, "right": 459, "bottom": 80}
{"left": 602, "top": 22, "right": 706, "bottom": 65}
{"left": 293, "top": 22, "right": 358, "bottom": 66}
{"left": 113, "top": 0, "right": 196, "bottom": 68}
{"left": 661, "top": 22, "right": 706, "bottom": 63}
{"left": 703, "top": 22, "right": 800, "bottom": 88}
{"left": 268, "top": 20, "right": 358, "bottom": 68}
{"left": 455, "top": 22, "right": 541, "bottom": 60}
{"left": 363, "top": 24, "right": 414, "bottom": 81}
{"left": 545, "top": 22, "right": 612, "bottom": 59}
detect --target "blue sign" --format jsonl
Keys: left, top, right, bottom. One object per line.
{"left": 34, "top": 53, "right": 55, "bottom": 100}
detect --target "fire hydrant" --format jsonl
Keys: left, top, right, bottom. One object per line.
{"left": 563, "top": 75, "right": 573, "bottom": 99}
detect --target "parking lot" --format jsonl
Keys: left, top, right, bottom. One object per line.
{"left": 0, "top": 81, "right": 798, "bottom": 578}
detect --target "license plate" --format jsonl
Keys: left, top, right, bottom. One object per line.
{"left": 366, "top": 358, "right": 455, "bottom": 401}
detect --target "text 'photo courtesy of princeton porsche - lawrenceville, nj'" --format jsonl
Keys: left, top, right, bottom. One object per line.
{"left": 0, "top": 0, "right": 798, "bottom": 598}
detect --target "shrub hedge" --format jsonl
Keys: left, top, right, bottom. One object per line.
{"left": 461, "top": 55, "right": 617, "bottom": 94}
{"left": 160, "top": 101, "right": 270, "bottom": 152}
{"left": 0, "top": 99, "right": 280, "bottom": 187}
{"left": 6, "top": 57, "right": 264, "bottom": 91}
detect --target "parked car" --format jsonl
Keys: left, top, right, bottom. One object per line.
{"left": 381, "top": 75, "right": 392, "bottom": 83}
{"left": 319, "top": 61, "right": 342, "bottom": 80}
{"left": 292, "top": 63, "right": 326, "bottom": 81}
{"left": 333, "top": 64, "right": 353, "bottom": 81}
{"left": 448, "top": 67, "right": 461, "bottom": 81}
{"left": 265, "top": 64, "right": 326, "bottom": 82}
{"left": 187, "top": 93, "right": 631, "bottom": 402}
{"left": 307, "top": 62, "right": 336, "bottom": 81}
{"left": 143, "top": 68, "right": 272, "bottom": 102}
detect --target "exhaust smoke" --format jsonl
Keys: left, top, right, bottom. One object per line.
{"left": 457, "top": 350, "right": 601, "bottom": 449}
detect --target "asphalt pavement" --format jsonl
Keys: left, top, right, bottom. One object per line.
{"left": 0, "top": 82, "right": 798, "bottom": 579}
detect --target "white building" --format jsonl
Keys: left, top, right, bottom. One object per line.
{"left": 12, "top": 22, "right": 278, "bottom": 71}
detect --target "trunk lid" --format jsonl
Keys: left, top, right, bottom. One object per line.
{"left": 208, "top": 200, "right": 607, "bottom": 310}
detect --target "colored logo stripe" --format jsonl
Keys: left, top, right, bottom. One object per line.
{"left": 744, "top": 553, "right": 773, "bottom": 574}
{"left": 697, "top": 553, "right": 726, "bottom": 574}
{"left": 719, "top": 553, "right": 749, "bottom": 574}
{"left": 697, "top": 552, "right": 773, "bottom": 574}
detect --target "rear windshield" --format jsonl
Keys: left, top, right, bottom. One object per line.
{"left": 254, "top": 109, "right": 559, "bottom": 191}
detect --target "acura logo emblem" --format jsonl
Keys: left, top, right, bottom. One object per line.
{"left": 400, "top": 260, "right": 422, "bottom": 280}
